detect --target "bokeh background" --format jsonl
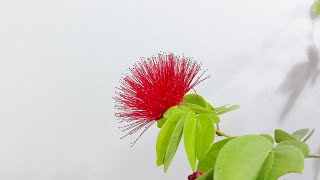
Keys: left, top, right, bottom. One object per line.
{"left": 0, "top": 0, "right": 319, "bottom": 179}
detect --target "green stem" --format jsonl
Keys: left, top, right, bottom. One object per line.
{"left": 216, "top": 129, "right": 233, "bottom": 138}
{"left": 308, "top": 154, "right": 320, "bottom": 158}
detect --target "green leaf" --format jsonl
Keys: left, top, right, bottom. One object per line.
{"left": 274, "top": 129, "right": 296, "bottom": 143}
{"left": 196, "top": 114, "right": 215, "bottom": 161}
{"left": 184, "top": 111, "right": 197, "bottom": 171}
{"left": 184, "top": 103, "right": 216, "bottom": 114}
{"left": 260, "top": 134, "right": 274, "bottom": 145}
{"left": 214, "top": 135, "right": 273, "bottom": 180}
{"left": 160, "top": 106, "right": 190, "bottom": 128}
{"left": 157, "top": 117, "right": 166, "bottom": 128}
{"left": 214, "top": 104, "right": 229, "bottom": 112}
{"left": 205, "top": 101, "right": 215, "bottom": 110}
{"left": 303, "top": 128, "right": 315, "bottom": 142}
{"left": 184, "top": 94, "right": 207, "bottom": 108}
{"left": 196, "top": 122, "right": 204, "bottom": 161}
{"left": 217, "top": 105, "right": 240, "bottom": 115}
{"left": 178, "top": 105, "right": 191, "bottom": 112}
{"left": 257, "top": 151, "right": 274, "bottom": 180}
{"left": 292, "top": 128, "right": 309, "bottom": 140}
{"left": 197, "top": 138, "right": 234, "bottom": 172}
{"left": 312, "top": 0, "right": 320, "bottom": 14}
{"left": 196, "top": 169, "right": 214, "bottom": 180}
{"left": 164, "top": 115, "right": 186, "bottom": 172}
{"left": 265, "top": 145, "right": 304, "bottom": 180}
{"left": 203, "top": 113, "right": 220, "bottom": 123}
{"left": 156, "top": 112, "right": 184, "bottom": 166}
{"left": 278, "top": 140, "right": 310, "bottom": 158}
{"left": 163, "top": 106, "right": 181, "bottom": 119}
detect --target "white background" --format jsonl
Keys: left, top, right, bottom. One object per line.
{"left": 0, "top": 0, "right": 320, "bottom": 179}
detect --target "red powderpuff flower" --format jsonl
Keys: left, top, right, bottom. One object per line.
{"left": 115, "top": 53, "right": 208, "bottom": 144}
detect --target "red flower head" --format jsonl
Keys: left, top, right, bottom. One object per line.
{"left": 115, "top": 53, "right": 208, "bottom": 144}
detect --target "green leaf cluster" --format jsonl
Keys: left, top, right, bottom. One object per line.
{"left": 155, "top": 94, "right": 316, "bottom": 180}
{"left": 196, "top": 129, "right": 314, "bottom": 180}
{"left": 156, "top": 94, "right": 239, "bottom": 172}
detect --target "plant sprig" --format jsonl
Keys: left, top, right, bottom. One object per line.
{"left": 156, "top": 94, "right": 320, "bottom": 180}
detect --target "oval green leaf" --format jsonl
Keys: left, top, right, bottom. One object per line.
{"left": 196, "top": 114, "right": 215, "bottom": 161}
{"left": 156, "top": 112, "right": 184, "bottom": 166}
{"left": 265, "top": 145, "right": 304, "bottom": 180}
{"left": 203, "top": 113, "right": 220, "bottom": 123}
{"left": 214, "top": 135, "right": 273, "bottom": 180}
{"left": 163, "top": 106, "right": 181, "bottom": 119}
{"left": 157, "top": 117, "right": 166, "bottom": 128}
{"left": 260, "top": 134, "right": 274, "bottom": 145}
{"left": 214, "top": 104, "right": 229, "bottom": 112}
{"left": 197, "top": 137, "right": 234, "bottom": 172}
{"left": 184, "top": 103, "right": 216, "bottom": 114}
{"left": 163, "top": 115, "right": 186, "bottom": 172}
{"left": 278, "top": 140, "right": 310, "bottom": 158}
{"left": 183, "top": 111, "right": 197, "bottom": 171}
{"left": 303, "top": 128, "right": 315, "bottom": 142}
{"left": 292, "top": 128, "right": 309, "bottom": 140}
{"left": 217, "top": 105, "right": 240, "bottom": 115}
{"left": 184, "top": 94, "right": 207, "bottom": 108}
{"left": 205, "top": 101, "right": 215, "bottom": 110}
{"left": 257, "top": 151, "right": 274, "bottom": 180}
{"left": 274, "top": 129, "right": 296, "bottom": 143}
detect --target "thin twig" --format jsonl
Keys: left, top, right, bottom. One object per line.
{"left": 308, "top": 154, "right": 320, "bottom": 159}
{"left": 216, "top": 129, "right": 233, "bottom": 138}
